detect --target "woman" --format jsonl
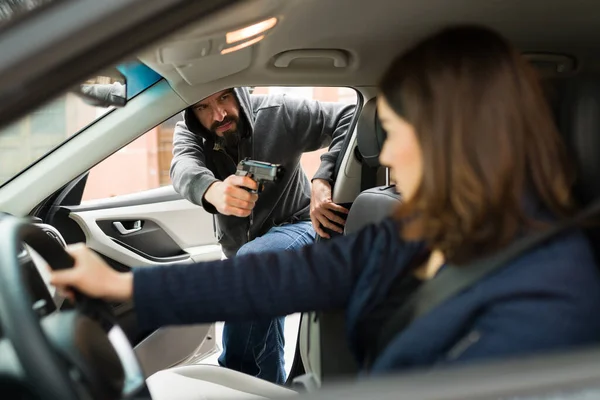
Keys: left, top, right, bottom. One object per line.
{"left": 51, "top": 25, "right": 600, "bottom": 375}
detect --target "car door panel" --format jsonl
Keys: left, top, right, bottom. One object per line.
{"left": 48, "top": 184, "right": 222, "bottom": 374}
{"left": 135, "top": 324, "right": 219, "bottom": 377}
{"left": 96, "top": 219, "right": 189, "bottom": 261}
{"left": 68, "top": 186, "right": 222, "bottom": 267}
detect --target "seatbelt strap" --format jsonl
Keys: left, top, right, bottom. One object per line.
{"left": 368, "top": 198, "right": 600, "bottom": 368}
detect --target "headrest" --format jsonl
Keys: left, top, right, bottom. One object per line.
{"left": 357, "top": 97, "right": 387, "bottom": 168}
{"left": 556, "top": 77, "right": 600, "bottom": 205}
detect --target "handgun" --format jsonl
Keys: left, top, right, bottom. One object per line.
{"left": 235, "top": 158, "right": 285, "bottom": 194}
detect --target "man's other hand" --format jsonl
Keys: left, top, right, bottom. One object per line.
{"left": 204, "top": 175, "right": 259, "bottom": 217}
{"left": 310, "top": 179, "right": 349, "bottom": 238}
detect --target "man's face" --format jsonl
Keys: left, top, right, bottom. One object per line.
{"left": 192, "top": 89, "right": 241, "bottom": 137}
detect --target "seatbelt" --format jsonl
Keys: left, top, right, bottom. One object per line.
{"left": 367, "top": 198, "right": 600, "bottom": 368}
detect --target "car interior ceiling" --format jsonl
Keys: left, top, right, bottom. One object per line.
{"left": 135, "top": 0, "right": 600, "bottom": 104}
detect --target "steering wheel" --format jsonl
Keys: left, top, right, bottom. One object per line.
{"left": 0, "top": 216, "right": 148, "bottom": 400}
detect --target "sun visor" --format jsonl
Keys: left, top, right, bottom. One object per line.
{"left": 151, "top": 16, "right": 279, "bottom": 85}
{"left": 171, "top": 49, "right": 253, "bottom": 85}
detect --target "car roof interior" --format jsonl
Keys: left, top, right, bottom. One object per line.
{"left": 137, "top": 0, "right": 600, "bottom": 104}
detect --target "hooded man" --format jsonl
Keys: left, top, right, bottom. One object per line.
{"left": 170, "top": 87, "right": 355, "bottom": 383}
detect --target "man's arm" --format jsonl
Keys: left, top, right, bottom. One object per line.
{"left": 282, "top": 95, "right": 356, "bottom": 237}
{"left": 170, "top": 120, "right": 220, "bottom": 213}
{"left": 282, "top": 95, "right": 356, "bottom": 184}
{"left": 171, "top": 120, "right": 259, "bottom": 216}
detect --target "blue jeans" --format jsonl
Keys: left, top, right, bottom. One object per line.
{"left": 218, "top": 221, "right": 316, "bottom": 384}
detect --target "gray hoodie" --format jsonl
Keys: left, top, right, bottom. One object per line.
{"left": 170, "top": 87, "right": 355, "bottom": 258}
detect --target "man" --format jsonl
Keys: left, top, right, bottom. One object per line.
{"left": 170, "top": 87, "right": 354, "bottom": 384}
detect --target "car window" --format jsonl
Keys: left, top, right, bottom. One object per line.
{"left": 81, "top": 87, "right": 358, "bottom": 202}
{"left": 0, "top": 61, "right": 162, "bottom": 188}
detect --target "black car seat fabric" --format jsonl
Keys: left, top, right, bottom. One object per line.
{"left": 356, "top": 96, "right": 387, "bottom": 192}
{"left": 318, "top": 98, "right": 401, "bottom": 382}
{"left": 556, "top": 77, "right": 600, "bottom": 252}
{"left": 557, "top": 77, "right": 600, "bottom": 204}
{"left": 356, "top": 97, "right": 385, "bottom": 166}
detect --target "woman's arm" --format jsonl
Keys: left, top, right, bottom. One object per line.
{"left": 51, "top": 221, "right": 397, "bottom": 331}
{"left": 133, "top": 225, "right": 378, "bottom": 330}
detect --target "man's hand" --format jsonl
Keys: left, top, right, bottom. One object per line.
{"left": 204, "top": 175, "right": 259, "bottom": 217}
{"left": 50, "top": 243, "right": 133, "bottom": 302}
{"left": 310, "top": 179, "right": 349, "bottom": 238}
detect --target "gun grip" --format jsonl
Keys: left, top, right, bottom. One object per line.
{"left": 245, "top": 183, "right": 263, "bottom": 194}
{"left": 235, "top": 170, "right": 257, "bottom": 193}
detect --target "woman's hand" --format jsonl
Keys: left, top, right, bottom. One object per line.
{"left": 49, "top": 243, "right": 133, "bottom": 302}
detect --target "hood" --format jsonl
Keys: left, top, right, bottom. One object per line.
{"left": 183, "top": 87, "right": 255, "bottom": 142}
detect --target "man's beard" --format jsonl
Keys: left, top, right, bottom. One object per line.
{"left": 212, "top": 116, "right": 241, "bottom": 149}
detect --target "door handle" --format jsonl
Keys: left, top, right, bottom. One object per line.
{"left": 113, "top": 220, "right": 142, "bottom": 235}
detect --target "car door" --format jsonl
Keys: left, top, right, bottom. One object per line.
{"left": 31, "top": 118, "right": 223, "bottom": 376}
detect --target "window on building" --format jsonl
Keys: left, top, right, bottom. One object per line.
{"left": 2, "top": 121, "right": 20, "bottom": 138}
{"left": 81, "top": 87, "right": 358, "bottom": 202}
{"left": 30, "top": 97, "right": 67, "bottom": 136}
{"left": 0, "top": 94, "right": 99, "bottom": 186}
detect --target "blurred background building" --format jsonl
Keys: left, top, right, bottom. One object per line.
{"left": 0, "top": 86, "right": 357, "bottom": 202}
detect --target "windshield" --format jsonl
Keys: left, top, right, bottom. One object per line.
{"left": 0, "top": 61, "right": 161, "bottom": 187}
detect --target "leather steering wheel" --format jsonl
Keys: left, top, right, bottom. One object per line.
{"left": 0, "top": 216, "right": 147, "bottom": 400}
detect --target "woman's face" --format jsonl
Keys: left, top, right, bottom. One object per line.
{"left": 377, "top": 96, "right": 423, "bottom": 202}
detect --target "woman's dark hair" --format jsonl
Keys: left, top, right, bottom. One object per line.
{"left": 378, "top": 25, "right": 574, "bottom": 265}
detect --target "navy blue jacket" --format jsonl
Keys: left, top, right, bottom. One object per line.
{"left": 133, "top": 218, "right": 600, "bottom": 374}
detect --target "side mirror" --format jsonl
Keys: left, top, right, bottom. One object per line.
{"left": 72, "top": 67, "right": 127, "bottom": 108}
